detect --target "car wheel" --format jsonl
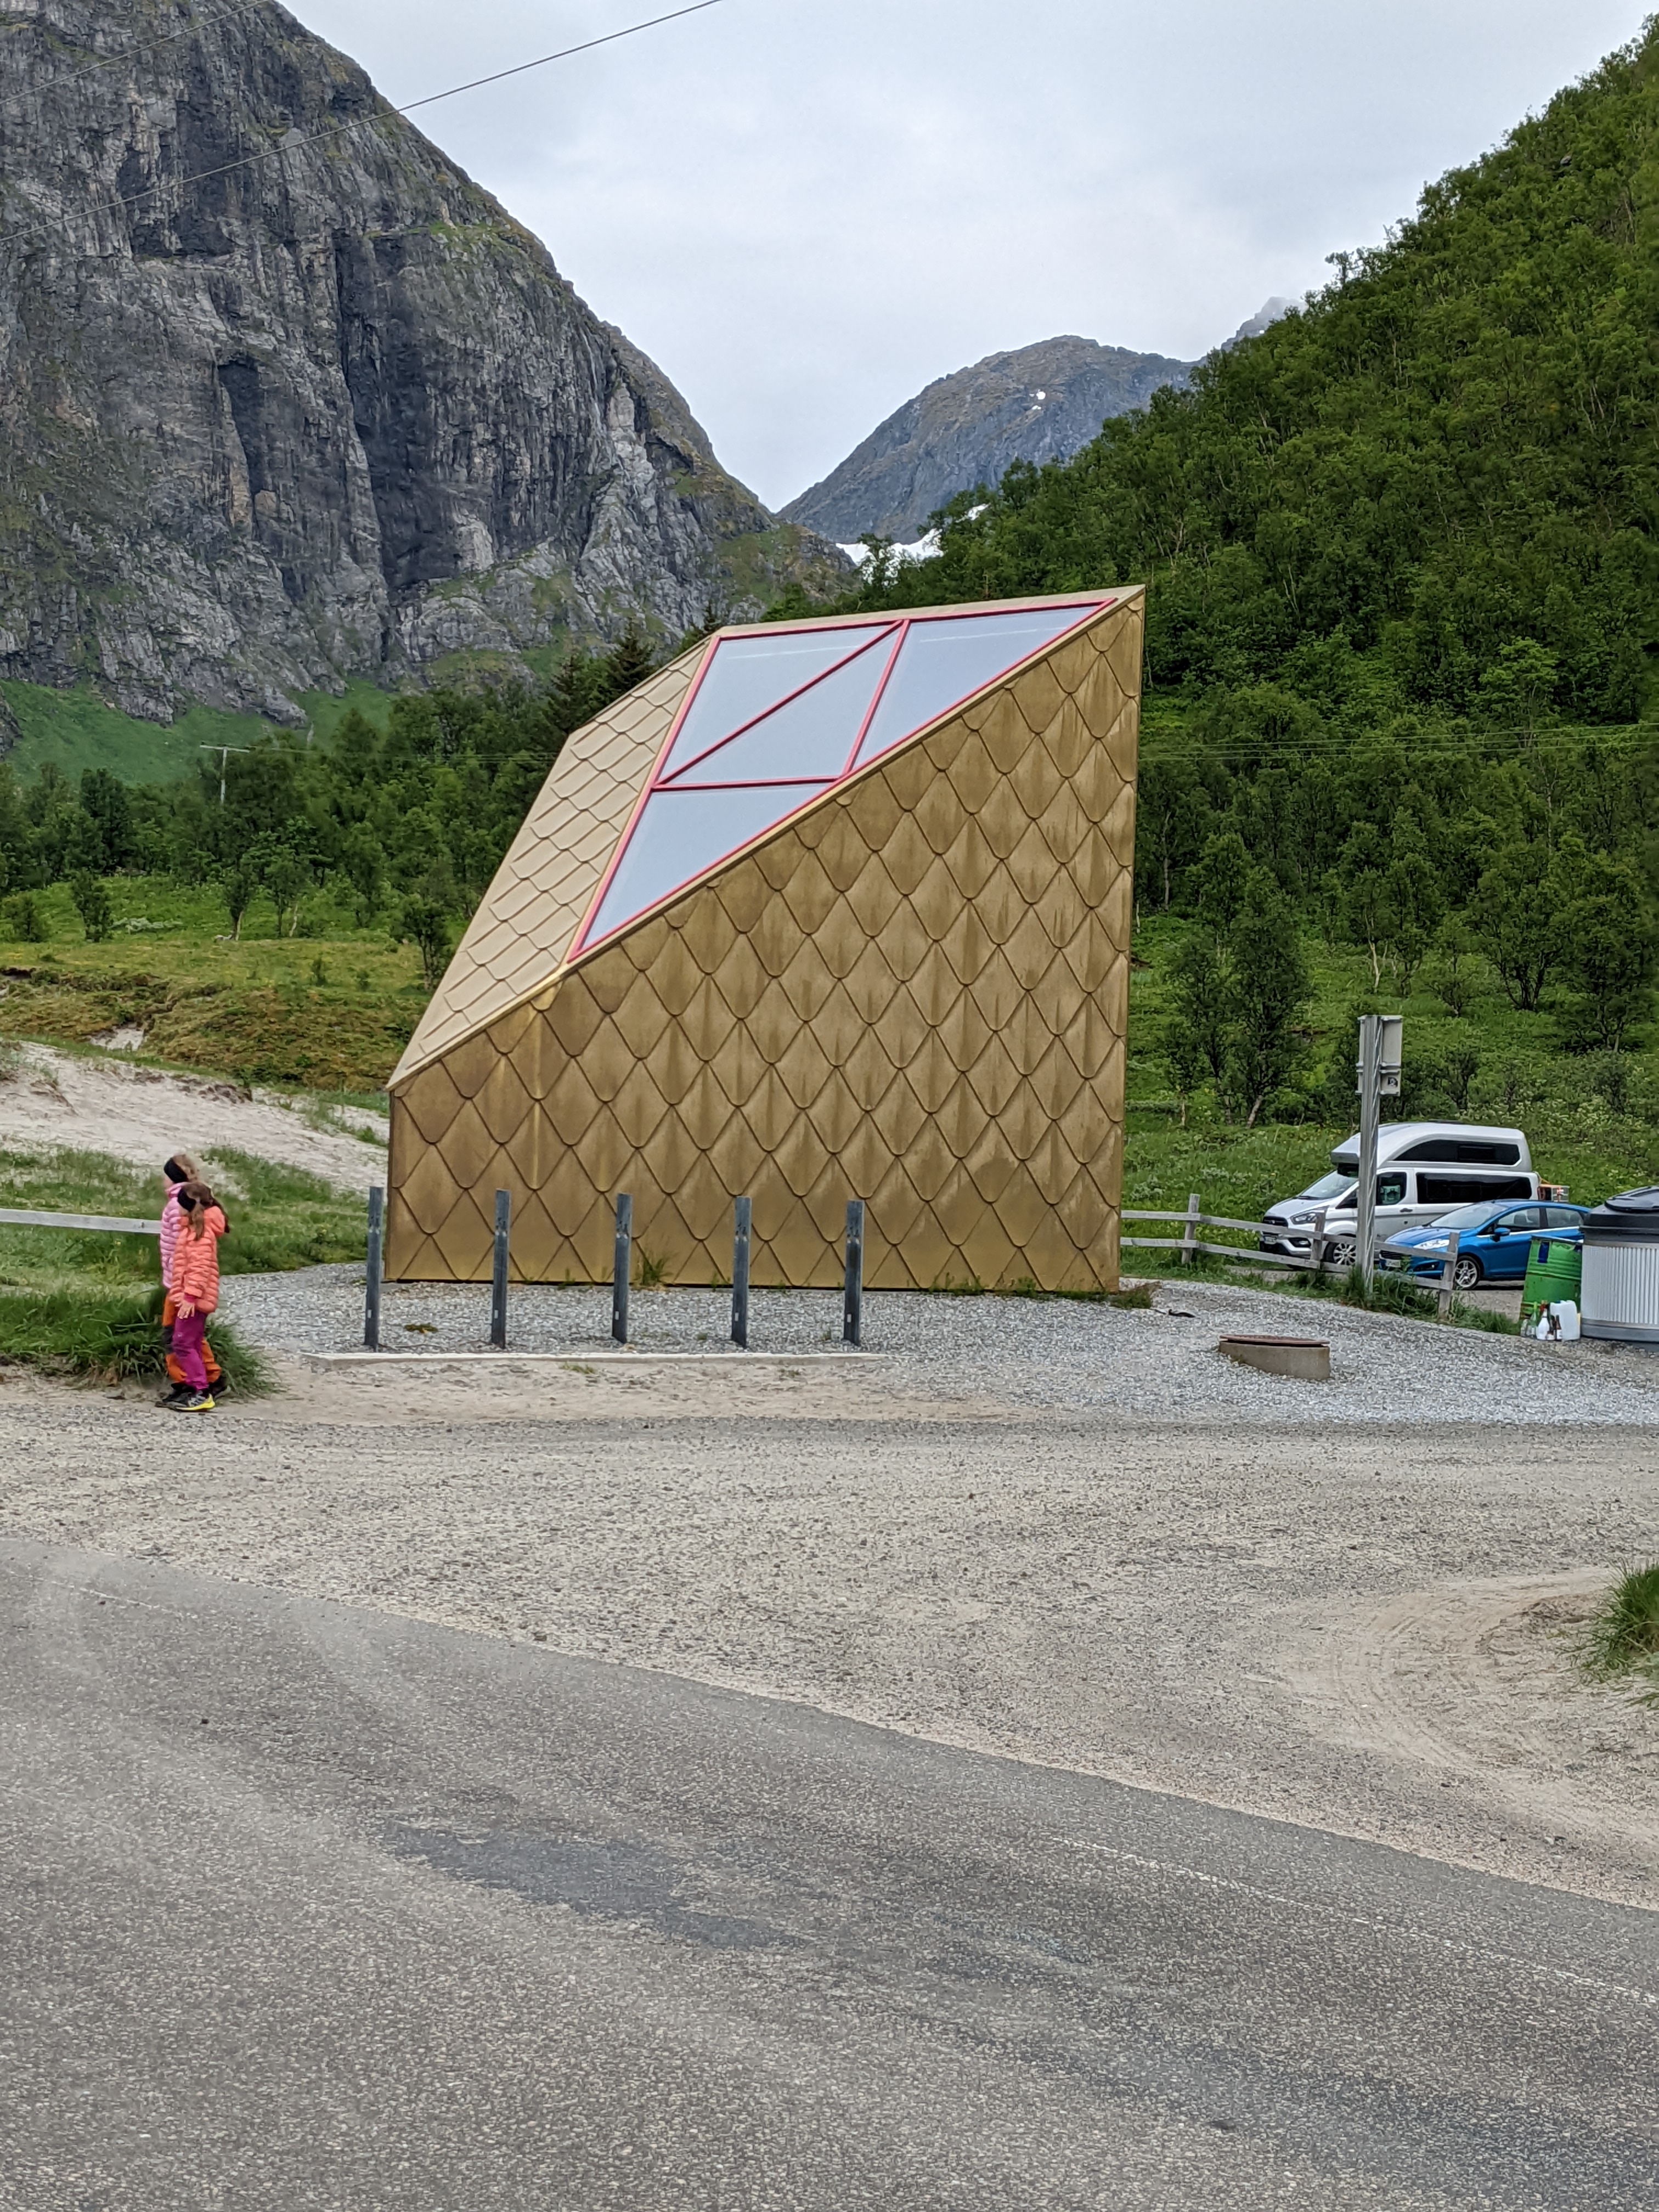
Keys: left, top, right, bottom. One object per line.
{"left": 1328, "top": 1238, "right": 1357, "bottom": 1269}
{"left": 1453, "top": 1255, "right": 1483, "bottom": 1291}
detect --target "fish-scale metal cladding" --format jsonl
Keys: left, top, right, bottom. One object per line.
{"left": 386, "top": 595, "right": 1143, "bottom": 1292}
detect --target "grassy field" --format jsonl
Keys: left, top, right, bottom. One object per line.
{"left": 0, "top": 1146, "right": 368, "bottom": 1297}
{"left": 0, "top": 874, "right": 428, "bottom": 1090}
{"left": 0, "top": 675, "right": 398, "bottom": 786}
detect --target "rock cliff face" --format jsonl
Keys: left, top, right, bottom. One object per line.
{"left": 781, "top": 335, "right": 1194, "bottom": 544}
{"left": 0, "top": 0, "right": 842, "bottom": 724}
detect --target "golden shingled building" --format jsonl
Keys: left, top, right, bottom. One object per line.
{"left": 386, "top": 588, "right": 1144, "bottom": 1292}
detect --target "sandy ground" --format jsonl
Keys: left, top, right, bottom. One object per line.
{"left": 0, "top": 1042, "right": 387, "bottom": 1190}
{"left": 1, "top": 1337, "right": 1652, "bottom": 1915}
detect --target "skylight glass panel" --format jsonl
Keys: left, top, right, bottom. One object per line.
{"left": 585, "top": 783, "right": 827, "bottom": 944}
{"left": 668, "top": 636, "right": 894, "bottom": 786}
{"left": 855, "top": 604, "right": 1099, "bottom": 766}
{"left": 661, "top": 625, "right": 892, "bottom": 776}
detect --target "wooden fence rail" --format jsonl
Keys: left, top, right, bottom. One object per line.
{"left": 1120, "top": 1201, "right": 1347, "bottom": 1275}
{"left": 0, "top": 1208, "right": 161, "bottom": 1235}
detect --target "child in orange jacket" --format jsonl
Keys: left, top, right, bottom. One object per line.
{"left": 159, "top": 1153, "right": 222, "bottom": 1403}
{"left": 170, "top": 1180, "right": 227, "bottom": 1412}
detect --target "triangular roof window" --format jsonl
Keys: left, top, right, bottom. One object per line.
{"left": 573, "top": 596, "right": 1110, "bottom": 955}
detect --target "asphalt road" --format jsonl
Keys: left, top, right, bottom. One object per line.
{"left": 2, "top": 1540, "right": 1654, "bottom": 2212}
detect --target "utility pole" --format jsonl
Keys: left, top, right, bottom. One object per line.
{"left": 1355, "top": 1013, "right": 1403, "bottom": 1294}
{"left": 200, "top": 743, "right": 251, "bottom": 805}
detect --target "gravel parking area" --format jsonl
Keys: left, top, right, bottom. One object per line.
{"left": 222, "top": 1263, "right": 1659, "bottom": 1427}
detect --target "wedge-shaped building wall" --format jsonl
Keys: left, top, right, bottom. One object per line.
{"left": 386, "top": 589, "right": 1144, "bottom": 1291}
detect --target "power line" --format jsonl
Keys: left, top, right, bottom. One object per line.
{"left": 112, "top": 0, "right": 730, "bottom": 211}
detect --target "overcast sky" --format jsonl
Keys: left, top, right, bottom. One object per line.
{"left": 290, "top": 0, "right": 1645, "bottom": 511}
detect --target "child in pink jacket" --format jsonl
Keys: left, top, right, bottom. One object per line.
{"left": 170, "top": 1180, "right": 227, "bottom": 1413}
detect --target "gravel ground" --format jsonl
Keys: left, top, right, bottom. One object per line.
{"left": 4, "top": 1266, "right": 1654, "bottom": 1920}
{"left": 223, "top": 1262, "right": 1659, "bottom": 1426}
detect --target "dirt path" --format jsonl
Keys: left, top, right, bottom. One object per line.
{"left": 0, "top": 1043, "right": 386, "bottom": 1190}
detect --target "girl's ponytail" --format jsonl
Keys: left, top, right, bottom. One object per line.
{"left": 178, "top": 1179, "right": 217, "bottom": 1238}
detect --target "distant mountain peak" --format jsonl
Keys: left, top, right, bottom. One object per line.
{"left": 781, "top": 335, "right": 1193, "bottom": 545}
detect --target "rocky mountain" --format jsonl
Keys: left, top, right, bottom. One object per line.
{"left": 781, "top": 303, "right": 1302, "bottom": 545}
{"left": 0, "top": 1, "right": 842, "bottom": 726}
{"left": 781, "top": 336, "right": 1194, "bottom": 545}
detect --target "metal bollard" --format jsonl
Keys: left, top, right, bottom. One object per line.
{"left": 843, "top": 1199, "right": 864, "bottom": 1347}
{"left": 1437, "top": 1229, "right": 1461, "bottom": 1319}
{"left": 731, "top": 1195, "right": 752, "bottom": 1349}
{"left": 490, "top": 1188, "right": 511, "bottom": 1349}
{"left": 364, "top": 1184, "right": 384, "bottom": 1351}
{"left": 612, "top": 1193, "right": 632, "bottom": 1345}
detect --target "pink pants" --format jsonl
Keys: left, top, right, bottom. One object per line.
{"left": 172, "top": 1308, "right": 210, "bottom": 1391}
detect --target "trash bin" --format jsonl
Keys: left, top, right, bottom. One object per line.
{"left": 1580, "top": 1186, "right": 1659, "bottom": 1344}
{"left": 1523, "top": 1235, "right": 1583, "bottom": 1325}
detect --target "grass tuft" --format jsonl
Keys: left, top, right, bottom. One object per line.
{"left": 0, "top": 1283, "right": 273, "bottom": 1393}
{"left": 1579, "top": 1563, "right": 1659, "bottom": 1700}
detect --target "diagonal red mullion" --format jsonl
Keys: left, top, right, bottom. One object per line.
{"left": 657, "top": 625, "right": 898, "bottom": 786}
{"left": 838, "top": 619, "right": 909, "bottom": 777}
{"left": 567, "top": 630, "right": 723, "bottom": 960}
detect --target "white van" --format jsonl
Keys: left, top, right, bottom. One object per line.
{"left": 1261, "top": 1123, "right": 1538, "bottom": 1266}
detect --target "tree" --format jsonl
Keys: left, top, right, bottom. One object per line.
{"left": 1474, "top": 640, "right": 1559, "bottom": 743}
{"left": 68, "top": 870, "right": 113, "bottom": 942}
{"left": 338, "top": 826, "right": 383, "bottom": 922}
{"left": 1551, "top": 839, "right": 1657, "bottom": 1050}
{"left": 1167, "top": 929, "right": 1231, "bottom": 1094}
{"left": 1335, "top": 823, "right": 1390, "bottom": 988}
{"left": 398, "top": 892, "right": 452, "bottom": 989}
{"left": 2, "top": 889, "right": 47, "bottom": 943}
{"left": 601, "top": 618, "right": 655, "bottom": 702}
{"left": 1379, "top": 820, "right": 1443, "bottom": 989}
{"left": 1162, "top": 1006, "right": 1207, "bottom": 1127}
{"left": 1190, "top": 830, "right": 1250, "bottom": 939}
{"left": 1474, "top": 837, "right": 1554, "bottom": 1009}
{"left": 1425, "top": 915, "right": 1481, "bottom": 1015}
{"left": 1135, "top": 756, "right": 1212, "bottom": 911}
{"left": 258, "top": 838, "right": 312, "bottom": 936}
{"left": 218, "top": 856, "right": 259, "bottom": 940}
{"left": 78, "top": 769, "right": 134, "bottom": 872}
{"left": 1224, "top": 870, "right": 1310, "bottom": 1126}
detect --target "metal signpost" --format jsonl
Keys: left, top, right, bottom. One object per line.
{"left": 843, "top": 1200, "right": 865, "bottom": 1347}
{"left": 612, "top": 1194, "right": 632, "bottom": 1345}
{"left": 731, "top": 1195, "right": 752, "bottom": 1349}
{"left": 363, "top": 1185, "right": 384, "bottom": 1351}
{"left": 489, "top": 1189, "right": 511, "bottom": 1350}
{"left": 1355, "top": 1014, "right": 1403, "bottom": 1293}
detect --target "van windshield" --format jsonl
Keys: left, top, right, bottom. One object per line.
{"left": 1297, "top": 1172, "right": 1354, "bottom": 1202}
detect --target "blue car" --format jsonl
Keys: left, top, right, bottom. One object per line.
{"left": 1379, "top": 1200, "right": 1588, "bottom": 1289}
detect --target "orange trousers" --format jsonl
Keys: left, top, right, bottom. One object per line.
{"left": 162, "top": 1290, "right": 222, "bottom": 1389}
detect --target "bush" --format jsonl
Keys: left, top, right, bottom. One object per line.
{"left": 1580, "top": 1562, "right": 1659, "bottom": 1697}
{"left": 68, "top": 870, "right": 114, "bottom": 943}
{"left": 0, "top": 1283, "right": 272, "bottom": 1392}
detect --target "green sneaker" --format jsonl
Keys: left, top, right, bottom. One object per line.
{"left": 184, "top": 1392, "right": 216, "bottom": 1413}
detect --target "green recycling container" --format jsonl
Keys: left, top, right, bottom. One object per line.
{"left": 1523, "top": 1235, "right": 1582, "bottom": 1321}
